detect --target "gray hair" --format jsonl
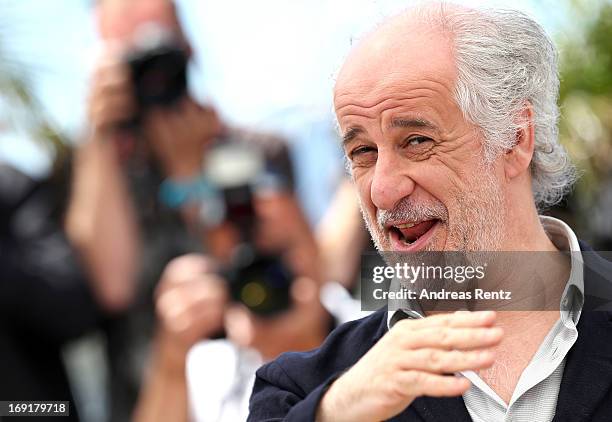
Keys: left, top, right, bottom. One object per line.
{"left": 437, "top": 3, "right": 577, "bottom": 209}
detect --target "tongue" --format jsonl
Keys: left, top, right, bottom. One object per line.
{"left": 399, "top": 220, "right": 436, "bottom": 242}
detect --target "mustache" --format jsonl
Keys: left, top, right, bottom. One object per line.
{"left": 377, "top": 197, "right": 447, "bottom": 230}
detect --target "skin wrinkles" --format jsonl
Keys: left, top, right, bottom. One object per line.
{"left": 334, "top": 79, "right": 457, "bottom": 117}
{"left": 337, "top": 79, "right": 466, "bottom": 151}
{"left": 334, "top": 18, "right": 506, "bottom": 252}
{"left": 341, "top": 92, "right": 478, "bottom": 185}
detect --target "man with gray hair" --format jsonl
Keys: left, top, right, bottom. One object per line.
{"left": 248, "top": 2, "right": 612, "bottom": 421}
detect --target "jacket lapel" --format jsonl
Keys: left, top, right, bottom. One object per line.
{"left": 553, "top": 246, "right": 612, "bottom": 422}
{"left": 409, "top": 396, "right": 472, "bottom": 422}
{"left": 552, "top": 310, "right": 612, "bottom": 422}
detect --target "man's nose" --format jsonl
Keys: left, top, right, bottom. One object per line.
{"left": 370, "top": 151, "right": 415, "bottom": 211}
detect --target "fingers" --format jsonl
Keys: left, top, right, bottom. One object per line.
{"left": 224, "top": 304, "right": 256, "bottom": 347}
{"left": 396, "top": 371, "right": 471, "bottom": 398}
{"left": 161, "top": 254, "right": 218, "bottom": 283}
{"left": 142, "top": 97, "right": 218, "bottom": 179}
{"left": 397, "top": 326, "right": 503, "bottom": 351}
{"left": 155, "top": 254, "right": 223, "bottom": 306}
{"left": 391, "top": 311, "right": 502, "bottom": 352}
{"left": 89, "top": 94, "right": 135, "bottom": 127}
{"left": 88, "top": 53, "right": 135, "bottom": 134}
{"left": 157, "top": 280, "right": 219, "bottom": 320}
{"left": 92, "top": 59, "right": 132, "bottom": 97}
{"left": 161, "top": 293, "right": 224, "bottom": 335}
{"left": 145, "top": 98, "right": 220, "bottom": 140}
{"left": 156, "top": 277, "right": 228, "bottom": 342}
{"left": 398, "top": 348, "right": 495, "bottom": 373}
{"left": 290, "top": 277, "right": 319, "bottom": 305}
{"left": 403, "top": 310, "right": 497, "bottom": 330}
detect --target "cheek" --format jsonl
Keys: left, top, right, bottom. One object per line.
{"left": 353, "top": 172, "right": 376, "bottom": 218}
{"left": 410, "top": 159, "right": 463, "bottom": 203}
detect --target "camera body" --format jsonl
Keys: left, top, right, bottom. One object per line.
{"left": 201, "top": 138, "right": 294, "bottom": 317}
{"left": 222, "top": 245, "right": 294, "bottom": 318}
{"left": 125, "top": 23, "right": 188, "bottom": 119}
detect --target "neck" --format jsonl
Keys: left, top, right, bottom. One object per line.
{"left": 485, "top": 197, "right": 571, "bottom": 326}
{"left": 501, "top": 195, "right": 559, "bottom": 252}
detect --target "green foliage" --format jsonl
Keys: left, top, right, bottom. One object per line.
{"left": 558, "top": 1, "right": 612, "bottom": 209}
{"left": 0, "top": 27, "right": 69, "bottom": 172}
{"left": 560, "top": 3, "right": 612, "bottom": 100}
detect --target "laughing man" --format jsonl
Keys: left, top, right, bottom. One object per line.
{"left": 247, "top": 3, "right": 612, "bottom": 421}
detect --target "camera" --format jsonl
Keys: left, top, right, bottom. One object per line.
{"left": 125, "top": 23, "right": 188, "bottom": 120}
{"left": 200, "top": 137, "right": 294, "bottom": 317}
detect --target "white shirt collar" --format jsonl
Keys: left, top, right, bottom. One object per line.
{"left": 540, "top": 215, "right": 584, "bottom": 325}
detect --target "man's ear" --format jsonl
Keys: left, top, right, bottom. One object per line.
{"left": 504, "top": 102, "right": 535, "bottom": 180}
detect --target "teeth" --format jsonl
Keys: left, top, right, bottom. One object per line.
{"left": 396, "top": 222, "right": 417, "bottom": 229}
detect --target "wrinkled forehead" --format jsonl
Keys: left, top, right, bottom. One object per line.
{"left": 333, "top": 12, "right": 457, "bottom": 115}
{"left": 96, "top": 0, "right": 180, "bottom": 41}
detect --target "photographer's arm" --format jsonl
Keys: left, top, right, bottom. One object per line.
{"left": 316, "top": 179, "right": 367, "bottom": 288}
{"left": 66, "top": 136, "right": 140, "bottom": 312}
{"left": 132, "top": 331, "right": 190, "bottom": 422}
{"left": 65, "top": 53, "right": 140, "bottom": 312}
{"left": 133, "top": 255, "right": 228, "bottom": 422}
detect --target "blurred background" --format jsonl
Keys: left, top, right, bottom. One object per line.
{"left": 1, "top": 0, "right": 611, "bottom": 234}
{"left": 0, "top": 0, "right": 610, "bottom": 421}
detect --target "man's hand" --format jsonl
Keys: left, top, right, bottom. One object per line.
{"left": 144, "top": 98, "right": 222, "bottom": 180}
{"left": 253, "top": 194, "right": 320, "bottom": 280}
{"left": 155, "top": 254, "right": 229, "bottom": 369}
{"left": 87, "top": 46, "right": 136, "bottom": 138}
{"left": 317, "top": 311, "right": 503, "bottom": 422}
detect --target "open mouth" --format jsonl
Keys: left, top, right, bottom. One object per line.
{"left": 387, "top": 219, "right": 439, "bottom": 251}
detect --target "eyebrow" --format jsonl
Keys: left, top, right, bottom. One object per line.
{"left": 341, "top": 118, "right": 438, "bottom": 146}
{"left": 387, "top": 117, "right": 438, "bottom": 131}
{"left": 342, "top": 126, "right": 364, "bottom": 145}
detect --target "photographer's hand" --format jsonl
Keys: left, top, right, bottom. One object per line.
{"left": 317, "top": 311, "right": 503, "bottom": 422}
{"left": 155, "top": 254, "right": 229, "bottom": 362}
{"left": 87, "top": 46, "right": 136, "bottom": 140}
{"left": 254, "top": 194, "right": 321, "bottom": 281}
{"left": 134, "top": 254, "right": 229, "bottom": 422}
{"left": 144, "top": 98, "right": 222, "bottom": 180}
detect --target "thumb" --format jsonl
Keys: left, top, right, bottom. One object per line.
{"left": 290, "top": 277, "right": 319, "bottom": 306}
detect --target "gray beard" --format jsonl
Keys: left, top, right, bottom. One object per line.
{"left": 359, "top": 165, "right": 505, "bottom": 253}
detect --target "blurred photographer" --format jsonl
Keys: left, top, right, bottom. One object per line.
{"left": 133, "top": 181, "right": 332, "bottom": 422}
{"left": 66, "top": 0, "right": 309, "bottom": 420}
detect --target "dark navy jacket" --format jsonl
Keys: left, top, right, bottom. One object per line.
{"left": 248, "top": 244, "right": 612, "bottom": 421}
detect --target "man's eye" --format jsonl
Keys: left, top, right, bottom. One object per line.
{"left": 406, "top": 136, "right": 433, "bottom": 146}
{"left": 350, "top": 146, "right": 376, "bottom": 157}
